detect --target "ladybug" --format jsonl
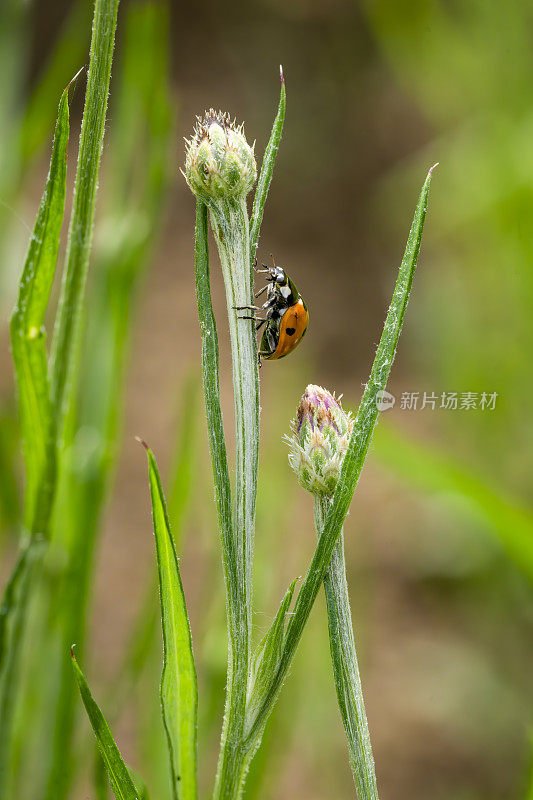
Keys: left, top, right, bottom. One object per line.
{"left": 235, "top": 257, "right": 309, "bottom": 362}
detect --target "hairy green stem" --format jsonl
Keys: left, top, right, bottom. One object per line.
{"left": 208, "top": 197, "right": 259, "bottom": 799}
{"left": 193, "top": 202, "right": 247, "bottom": 799}
{"left": 314, "top": 496, "right": 378, "bottom": 800}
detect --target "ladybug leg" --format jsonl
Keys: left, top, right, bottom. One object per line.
{"left": 255, "top": 318, "right": 267, "bottom": 332}
{"left": 237, "top": 315, "right": 267, "bottom": 322}
{"left": 264, "top": 326, "right": 277, "bottom": 352}
{"left": 254, "top": 284, "right": 269, "bottom": 299}
{"left": 253, "top": 257, "right": 269, "bottom": 273}
{"left": 234, "top": 297, "right": 276, "bottom": 312}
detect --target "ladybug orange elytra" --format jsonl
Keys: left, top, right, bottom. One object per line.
{"left": 235, "top": 257, "right": 309, "bottom": 363}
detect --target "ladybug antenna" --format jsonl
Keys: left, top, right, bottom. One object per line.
{"left": 270, "top": 253, "right": 276, "bottom": 268}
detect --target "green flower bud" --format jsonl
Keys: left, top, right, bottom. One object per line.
{"left": 184, "top": 109, "right": 256, "bottom": 202}
{"left": 286, "top": 384, "right": 354, "bottom": 497}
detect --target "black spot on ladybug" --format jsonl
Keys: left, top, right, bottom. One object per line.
{"left": 285, "top": 327, "right": 296, "bottom": 336}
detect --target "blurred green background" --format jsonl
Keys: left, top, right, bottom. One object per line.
{"left": 1, "top": 0, "right": 533, "bottom": 798}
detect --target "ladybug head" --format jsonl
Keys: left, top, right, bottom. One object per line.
{"left": 272, "top": 266, "right": 286, "bottom": 285}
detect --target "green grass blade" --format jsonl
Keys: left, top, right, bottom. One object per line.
{"left": 373, "top": 424, "right": 533, "bottom": 583}
{"left": 245, "top": 164, "right": 436, "bottom": 746}
{"left": 102, "top": 375, "right": 200, "bottom": 719}
{"left": 249, "top": 67, "right": 286, "bottom": 267}
{"left": 141, "top": 443, "right": 198, "bottom": 800}
{"left": 50, "top": 0, "right": 120, "bottom": 438}
{"left": 43, "top": 5, "right": 172, "bottom": 793}
{"left": 71, "top": 651, "right": 140, "bottom": 800}
{"left": 0, "top": 81, "right": 72, "bottom": 797}
{"left": 9, "top": 81, "right": 71, "bottom": 535}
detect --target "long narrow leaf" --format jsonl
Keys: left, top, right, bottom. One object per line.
{"left": 0, "top": 80, "right": 73, "bottom": 796}
{"left": 249, "top": 67, "right": 286, "bottom": 267}
{"left": 141, "top": 442, "right": 198, "bottom": 800}
{"left": 10, "top": 80, "right": 71, "bottom": 534}
{"left": 245, "top": 164, "right": 437, "bottom": 745}
{"left": 50, "top": 0, "right": 120, "bottom": 437}
{"left": 71, "top": 652, "right": 140, "bottom": 800}
{"left": 44, "top": 5, "right": 172, "bottom": 794}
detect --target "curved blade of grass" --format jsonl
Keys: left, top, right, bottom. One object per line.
{"left": 244, "top": 164, "right": 437, "bottom": 747}
{"left": 141, "top": 442, "right": 198, "bottom": 800}
{"left": 71, "top": 651, "right": 140, "bottom": 800}
{"left": 9, "top": 80, "right": 71, "bottom": 535}
{"left": 101, "top": 374, "right": 200, "bottom": 723}
{"left": 50, "top": 0, "right": 120, "bottom": 439}
{"left": 0, "top": 81, "right": 73, "bottom": 796}
{"left": 44, "top": 6, "right": 173, "bottom": 794}
{"left": 249, "top": 66, "right": 286, "bottom": 268}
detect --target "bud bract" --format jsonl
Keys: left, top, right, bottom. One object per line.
{"left": 286, "top": 385, "right": 353, "bottom": 496}
{"left": 184, "top": 110, "right": 256, "bottom": 202}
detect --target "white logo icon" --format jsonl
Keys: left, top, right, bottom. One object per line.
{"left": 376, "top": 390, "right": 395, "bottom": 411}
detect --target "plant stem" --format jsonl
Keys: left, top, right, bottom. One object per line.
{"left": 193, "top": 202, "right": 246, "bottom": 799}
{"left": 314, "top": 495, "right": 379, "bottom": 800}
{"left": 207, "top": 197, "right": 259, "bottom": 800}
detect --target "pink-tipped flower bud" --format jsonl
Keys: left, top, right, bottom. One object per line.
{"left": 286, "top": 385, "right": 354, "bottom": 496}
